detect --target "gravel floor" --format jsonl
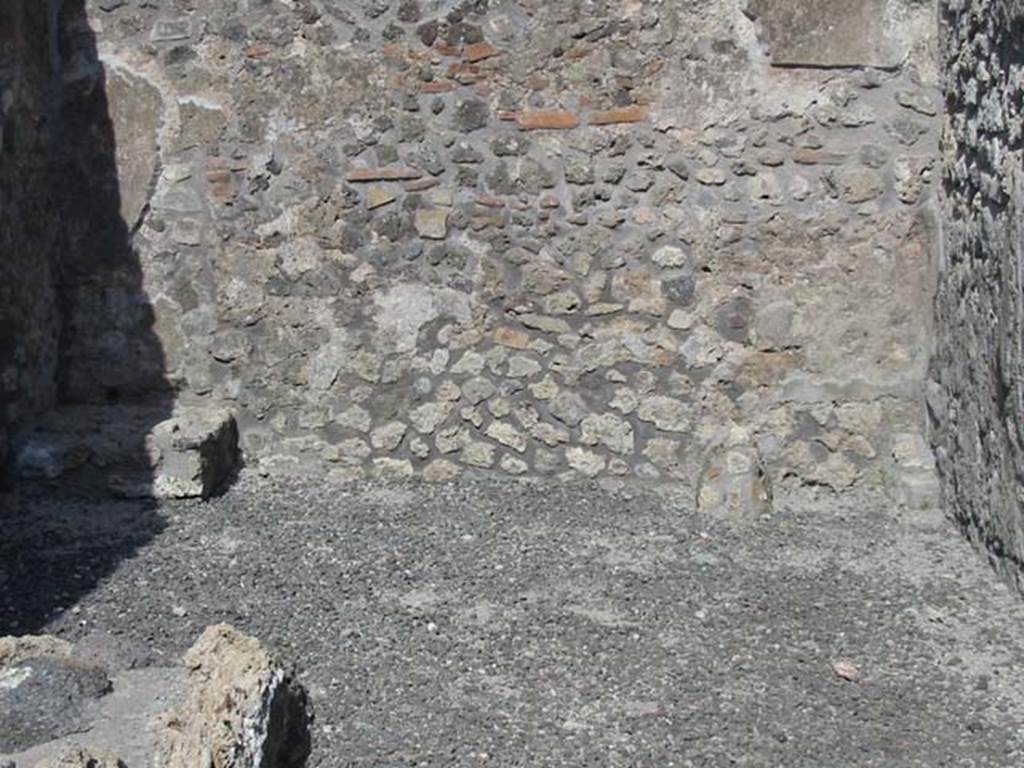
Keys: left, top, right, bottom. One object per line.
{"left": 3, "top": 473, "right": 1024, "bottom": 767}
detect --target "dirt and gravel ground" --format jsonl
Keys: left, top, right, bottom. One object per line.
{"left": 3, "top": 473, "right": 1024, "bottom": 767}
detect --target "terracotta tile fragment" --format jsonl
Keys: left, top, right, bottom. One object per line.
{"left": 589, "top": 105, "right": 648, "bottom": 125}
{"left": 464, "top": 41, "right": 498, "bottom": 62}
{"left": 346, "top": 167, "right": 424, "bottom": 182}
{"left": 244, "top": 44, "right": 271, "bottom": 58}
{"left": 404, "top": 177, "right": 440, "bottom": 192}
{"left": 419, "top": 82, "right": 454, "bottom": 94}
{"left": 516, "top": 110, "right": 580, "bottom": 130}
{"left": 474, "top": 193, "right": 504, "bottom": 208}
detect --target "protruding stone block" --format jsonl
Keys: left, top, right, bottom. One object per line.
{"left": 150, "top": 408, "right": 240, "bottom": 500}
{"left": 697, "top": 439, "right": 772, "bottom": 523}
{"left": 13, "top": 405, "right": 239, "bottom": 499}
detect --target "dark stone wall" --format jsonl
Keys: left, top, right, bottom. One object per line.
{"left": 0, "top": 2, "right": 63, "bottom": 472}
{"left": 932, "top": 0, "right": 1024, "bottom": 588}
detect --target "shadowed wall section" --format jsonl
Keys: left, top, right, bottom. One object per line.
{"left": 931, "top": 0, "right": 1024, "bottom": 589}
{"left": 0, "top": 1, "right": 176, "bottom": 632}
{"left": 2, "top": 2, "right": 237, "bottom": 501}
{"left": 0, "top": 2, "right": 62, "bottom": 477}
{"left": 56, "top": 3, "right": 168, "bottom": 406}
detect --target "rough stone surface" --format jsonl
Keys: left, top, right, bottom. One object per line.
{"left": 0, "top": 642, "right": 111, "bottom": 754}
{"left": 745, "top": 0, "right": 933, "bottom": 69}
{"left": 0, "top": 636, "right": 72, "bottom": 667}
{"left": 159, "top": 624, "right": 312, "bottom": 768}
{"left": 0, "top": 0, "right": 942, "bottom": 494}
{"left": 930, "top": 0, "right": 1024, "bottom": 591}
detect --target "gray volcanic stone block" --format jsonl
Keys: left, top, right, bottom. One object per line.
{"left": 0, "top": 1, "right": 62, "bottom": 466}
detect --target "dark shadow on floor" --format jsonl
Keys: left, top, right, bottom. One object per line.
{"left": 0, "top": 0, "right": 172, "bottom": 634}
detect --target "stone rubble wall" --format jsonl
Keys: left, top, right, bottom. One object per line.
{"left": 931, "top": 0, "right": 1024, "bottom": 585}
{"left": 53, "top": 0, "right": 941, "bottom": 492}
{"left": 0, "top": 2, "right": 63, "bottom": 472}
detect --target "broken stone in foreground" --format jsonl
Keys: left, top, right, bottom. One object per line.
{"left": 0, "top": 626, "right": 312, "bottom": 768}
{"left": 12, "top": 405, "right": 239, "bottom": 499}
{"left": 159, "top": 624, "right": 313, "bottom": 768}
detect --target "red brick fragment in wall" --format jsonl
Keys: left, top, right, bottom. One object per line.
{"left": 404, "top": 178, "right": 440, "bottom": 192}
{"left": 244, "top": 44, "right": 271, "bottom": 58}
{"left": 516, "top": 111, "right": 581, "bottom": 130}
{"left": 474, "top": 193, "right": 504, "bottom": 208}
{"left": 346, "top": 167, "right": 424, "bottom": 182}
{"left": 448, "top": 62, "right": 482, "bottom": 84}
{"left": 420, "top": 82, "right": 454, "bottom": 94}
{"left": 589, "top": 105, "right": 648, "bottom": 125}
{"left": 464, "top": 42, "right": 499, "bottom": 63}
